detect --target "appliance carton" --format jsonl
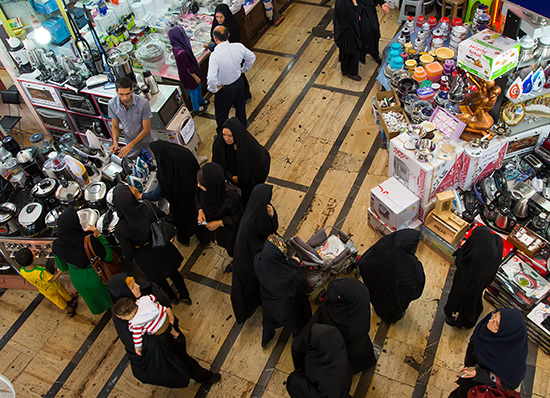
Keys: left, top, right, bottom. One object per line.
{"left": 367, "top": 207, "right": 422, "bottom": 237}
{"left": 370, "top": 177, "right": 420, "bottom": 230}
{"left": 458, "top": 136, "right": 508, "bottom": 190}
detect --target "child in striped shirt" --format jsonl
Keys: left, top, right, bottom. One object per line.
{"left": 113, "top": 294, "right": 179, "bottom": 356}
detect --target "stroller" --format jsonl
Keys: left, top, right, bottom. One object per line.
{"left": 288, "top": 226, "right": 360, "bottom": 303}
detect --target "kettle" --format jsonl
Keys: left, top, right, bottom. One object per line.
{"left": 495, "top": 207, "right": 516, "bottom": 231}
{"left": 512, "top": 197, "right": 530, "bottom": 219}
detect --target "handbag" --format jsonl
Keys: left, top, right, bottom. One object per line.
{"left": 468, "top": 376, "right": 521, "bottom": 398}
{"left": 144, "top": 201, "right": 177, "bottom": 248}
{"left": 84, "top": 235, "right": 121, "bottom": 285}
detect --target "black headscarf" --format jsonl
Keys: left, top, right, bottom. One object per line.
{"left": 473, "top": 309, "right": 528, "bottom": 387}
{"left": 288, "top": 324, "right": 353, "bottom": 398}
{"left": 358, "top": 229, "right": 425, "bottom": 323}
{"left": 317, "top": 278, "right": 376, "bottom": 373}
{"left": 210, "top": 4, "right": 241, "bottom": 43}
{"left": 333, "top": 0, "right": 361, "bottom": 55}
{"left": 232, "top": 184, "right": 279, "bottom": 323}
{"left": 198, "top": 162, "right": 228, "bottom": 216}
{"left": 444, "top": 226, "right": 503, "bottom": 329}
{"left": 52, "top": 207, "right": 106, "bottom": 268}
{"left": 113, "top": 184, "right": 155, "bottom": 242}
{"left": 212, "top": 117, "right": 270, "bottom": 188}
{"left": 108, "top": 273, "right": 191, "bottom": 388}
{"left": 254, "top": 238, "right": 312, "bottom": 331}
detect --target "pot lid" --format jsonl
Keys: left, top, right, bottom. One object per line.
{"left": 45, "top": 207, "right": 63, "bottom": 228}
{"left": 18, "top": 202, "right": 44, "bottom": 226}
{"left": 30, "top": 132, "right": 45, "bottom": 144}
{"left": 540, "top": 35, "right": 550, "bottom": 46}
{"left": 56, "top": 181, "right": 82, "bottom": 202}
{"left": 84, "top": 181, "right": 107, "bottom": 202}
{"left": 77, "top": 208, "right": 100, "bottom": 230}
{"left": 97, "top": 210, "right": 119, "bottom": 234}
{"left": 32, "top": 178, "right": 58, "bottom": 197}
{"left": 0, "top": 202, "right": 16, "bottom": 223}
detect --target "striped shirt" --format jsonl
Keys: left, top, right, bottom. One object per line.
{"left": 128, "top": 295, "right": 167, "bottom": 351}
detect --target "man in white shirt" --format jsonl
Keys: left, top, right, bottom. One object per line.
{"left": 207, "top": 25, "right": 256, "bottom": 130}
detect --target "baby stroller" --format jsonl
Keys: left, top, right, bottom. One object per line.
{"left": 288, "top": 226, "right": 360, "bottom": 303}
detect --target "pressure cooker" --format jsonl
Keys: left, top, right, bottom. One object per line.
{"left": 32, "top": 178, "right": 59, "bottom": 207}
{"left": 0, "top": 202, "right": 18, "bottom": 235}
{"left": 55, "top": 180, "right": 84, "bottom": 207}
{"left": 18, "top": 202, "right": 47, "bottom": 236}
{"left": 84, "top": 181, "right": 108, "bottom": 210}
{"left": 96, "top": 209, "right": 120, "bottom": 246}
{"left": 45, "top": 207, "right": 64, "bottom": 233}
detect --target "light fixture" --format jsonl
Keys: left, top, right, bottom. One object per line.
{"left": 30, "top": 14, "right": 51, "bottom": 45}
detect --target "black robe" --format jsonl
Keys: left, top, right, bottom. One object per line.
{"left": 334, "top": 0, "right": 361, "bottom": 56}
{"left": 113, "top": 184, "right": 183, "bottom": 283}
{"left": 196, "top": 162, "right": 243, "bottom": 257}
{"left": 150, "top": 141, "right": 200, "bottom": 243}
{"left": 212, "top": 117, "right": 270, "bottom": 205}
{"left": 210, "top": 3, "right": 241, "bottom": 43}
{"left": 232, "top": 184, "right": 279, "bottom": 324}
{"left": 358, "top": 0, "right": 384, "bottom": 60}
{"left": 288, "top": 324, "right": 353, "bottom": 398}
{"left": 253, "top": 239, "right": 312, "bottom": 335}
{"left": 108, "top": 273, "right": 191, "bottom": 388}
{"left": 444, "top": 226, "right": 503, "bottom": 329}
{"left": 295, "top": 278, "right": 376, "bottom": 373}
{"left": 358, "top": 229, "right": 425, "bottom": 323}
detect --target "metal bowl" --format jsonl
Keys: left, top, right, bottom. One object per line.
{"left": 415, "top": 139, "right": 436, "bottom": 162}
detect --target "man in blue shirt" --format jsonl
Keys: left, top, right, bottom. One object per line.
{"left": 207, "top": 26, "right": 255, "bottom": 131}
{"left": 108, "top": 77, "right": 153, "bottom": 158}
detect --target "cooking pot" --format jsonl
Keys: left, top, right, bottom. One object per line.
{"left": 84, "top": 181, "right": 108, "bottom": 210}
{"left": 77, "top": 208, "right": 100, "bottom": 230}
{"left": 107, "top": 51, "right": 136, "bottom": 82}
{"left": 0, "top": 202, "right": 18, "bottom": 235}
{"left": 18, "top": 202, "right": 47, "bottom": 236}
{"left": 96, "top": 209, "right": 120, "bottom": 246}
{"left": 32, "top": 178, "right": 58, "bottom": 207}
{"left": 45, "top": 207, "right": 64, "bottom": 232}
{"left": 55, "top": 180, "right": 83, "bottom": 207}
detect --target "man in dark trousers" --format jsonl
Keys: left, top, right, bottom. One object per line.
{"left": 207, "top": 26, "right": 256, "bottom": 131}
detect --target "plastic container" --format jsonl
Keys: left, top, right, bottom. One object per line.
{"left": 405, "top": 59, "right": 417, "bottom": 71}
{"left": 428, "top": 16, "right": 437, "bottom": 30}
{"left": 425, "top": 62, "right": 443, "bottom": 82}
{"left": 416, "top": 15, "right": 425, "bottom": 28}
{"left": 413, "top": 66, "right": 428, "bottom": 82}
{"left": 451, "top": 17, "right": 463, "bottom": 27}
{"left": 419, "top": 54, "right": 434, "bottom": 66}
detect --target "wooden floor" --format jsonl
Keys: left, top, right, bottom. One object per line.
{"left": 1, "top": 3, "right": 548, "bottom": 398}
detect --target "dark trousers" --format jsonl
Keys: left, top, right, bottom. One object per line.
{"left": 215, "top": 76, "right": 247, "bottom": 131}
{"left": 159, "top": 271, "right": 190, "bottom": 300}
{"left": 242, "top": 73, "right": 251, "bottom": 99}
{"left": 339, "top": 50, "right": 359, "bottom": 76}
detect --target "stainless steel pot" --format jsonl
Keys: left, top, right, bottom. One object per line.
{"left": 96, "top": 209, "right": 120, "bottom": 246}
{"left": 0, "top": 202, "right": 18, "bottom": 235}
{"left": 45, "top": 207, "right": 64, "bottom": 232}
{"left": 32, "top": 177, "right": 58, "bottom": 206}
{"left": 84, "top": 181, "right": 107, "bottom": 210}
{"left": 18, "top": 202, "right": 47, "bottom": 236}
{"left": 55, "top": 181, "right": 83, "bottom": 207}
{"left": 107, "top": 51, "right": 135, "bottom": 81}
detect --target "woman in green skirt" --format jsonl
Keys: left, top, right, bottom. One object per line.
{"left": 52, "top": 207, "right": 112, "bottom": 315}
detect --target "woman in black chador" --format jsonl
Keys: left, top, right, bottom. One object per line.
{"left": 212, "top": 117, "right": 270, "bottom": 205}
{"left": 357, "top": 0, "right": 390, "bottom": 64}
{"left": 253, "top": 234, "right": 312, "bottom": 347}
{"left": 292, "top": 278, "right": 376, "bottom": 373}
{"left": 334, "top": 0, "right": 361, "bottom": 81}
{"left": 449, "top": 308, "right": 528, "bottom": 398}
{"left": 195, "top": 162, "right": 243, "bottom": 271}
{"left": 358, "top": 229, "right": 425, "bottom": 323}
{"left": 232, "top": 184, "right": 278, "bottom": 324}
{"left": 444, "top": 226, "right": 503, "bottom": 329}
{"left": 113, "top": 184, "right": 191, "bottom": 305}
{"left": 288, "top": 324, "right": 353, "bottom": 398}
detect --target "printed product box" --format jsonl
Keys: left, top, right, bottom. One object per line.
{"left": 367, "top": 206, "right": 422, "bottom": 236}
{"left": 457, "top": 29, "right": 520, "bottom": 81}
{"left": 388, "top": 134, "right": 464, "bottom": 208}
{"left": 458, "top": 136, "right": 508, "bottom": 190}
{"left": 370, "top": 177, "right": 420, "bottom": 231}
{"left": 421, "top": 225, "right": 459, "bottom": 263}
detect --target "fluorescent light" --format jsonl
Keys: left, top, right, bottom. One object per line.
{"left": 34, "top": 26, "right": 51, "bottom": 44}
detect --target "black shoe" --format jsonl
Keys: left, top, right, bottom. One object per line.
{"left": 223, "top": 263, "right": 233, "bottom": 273}
{"left": 203, "top": 372, "right": 221, "bottom": 385}
{"left": 261, "top": 329, "right": 275, "bottom": 348}
{"left": 371, "top": 55, "right": 382, "bottom": 65}
{"left": 341, "top": 70, "right": 347, "bottom": 76}
{"left": 348, "top": 74, "right": 362, "bottom": 81}
{"left": 201, "top": 99, "right": 210, "bottom": 107}
{"left": 181, "top": 298, "right": 192, "bottom": 306}
{"left": 177, "top": 235, "right": 190, "bottom": 246}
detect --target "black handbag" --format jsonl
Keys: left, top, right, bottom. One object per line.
{"left": 144, "top": 201, "right": 177, "bottom": 248}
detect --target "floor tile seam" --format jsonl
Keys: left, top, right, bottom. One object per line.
{"left": 251, "top": 48, "right": 296, "bottom": 58}
{"left": 0, "top": 293, "right": 44, "bottom": 353}
{"left": 96, "top": 354, "right": 130, "bottom": 398}
{"left": 310, "top": 83, "right": 364, "bottom": 97}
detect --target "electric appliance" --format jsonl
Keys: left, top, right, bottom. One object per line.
{"left": 18, "top": 202, "right": 47, "bottom": 236}
{"left": 150, "top": 85, "right": 184, "bottom": 130}
{"left": 94, "top": 95, "right": 111, "bottom": 118}
{"left": 0, "top": 203, "right": 19, "bottom": 236}
{"left": 71, "top": 115, "right": 111, "bottom": 139}
{"left": 20, "top": 81, "right": 64, "bottom": 109}
{"left": 57, "top": 90, "right": 98, "bottom": 116}
{"left": 35, "top": 107, "right": 75, "bottom": 131}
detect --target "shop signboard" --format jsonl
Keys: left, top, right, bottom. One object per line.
{"left": 458, "top": 136, "right": 508, "bottom": 190}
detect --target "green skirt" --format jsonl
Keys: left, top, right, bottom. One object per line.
{"left": 68, "top": 265, "right": 111, "bottom": 315}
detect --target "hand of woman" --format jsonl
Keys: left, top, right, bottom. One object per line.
{"left": 85, "top": 225, "right": 101, "bottom": 238}
{"left": 129, "top": 186, "right": 142, "bottom": 200}
{"left": 267, "top": 204, "right": 274, "bottom": 217}
{"left": 381, "top": 3, "right": 390, "bottom": 13}
{"left": 198, "top": 209, "right": 206, "bottom": 224}
{"left": 206, "top": 220, "right": 223, "bottom": 231}
{"left": 457, "top": 367, "right": 476, "bottom": 378}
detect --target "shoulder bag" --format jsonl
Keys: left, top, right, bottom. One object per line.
{"left": 468, "top": 376, "right": 521, "bottom": 398}
{"left": 144, "top": 201, "right": 177, "bottom": 248}
{"left": 84, "top": 235, "right": 121, "bottom": 285}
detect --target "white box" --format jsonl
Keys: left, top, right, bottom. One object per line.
{"left": 458, "top": 137, "right": 508, "bottom": 190}
{"left": 457, "top": 29, "right": 520, "bottom": 81}
{"left": 388, "top": 134, "right": 464, "bottom": 207}
{"left": 370, "top": 177, "right": 420, "bottom": 230}
{"left": 368, "top": 206, "right": 422, "bottom": 236}
{"left": 503, "top": 124, "right": 550, "bottom": 159}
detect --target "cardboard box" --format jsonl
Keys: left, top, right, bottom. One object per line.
{"left": 370, "top": 177, "right": 420, "bottom": 230}
{"left": 458, "top": 136, "right": 508, "bottom": 190}
{"left": 375, "top": 90, "right": 401, "bottom": 113}
{"left": 504, "top": 124, "right": 550, "bottom": 159}
{"left": 367, "top": 206, "right": 422, "bottom": 236}
{"left": 421, "top": 225, "right": 459, "bottom": 263}
{"left": 457, "top": 29, "right": 520, "bottom": 81}
{"left": 380, "top": 108, "right": 410, "bottom": 142}
{"left": 388, "top": 134, "right": 464, "bottom": 207}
